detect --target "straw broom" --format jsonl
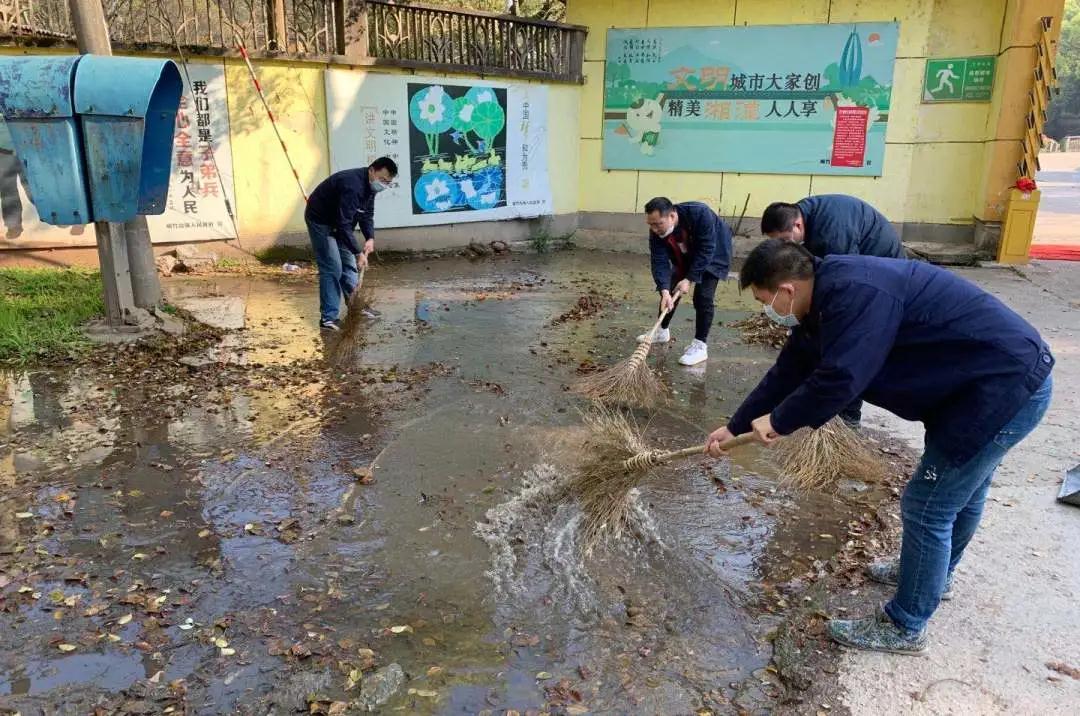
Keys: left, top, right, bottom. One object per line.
{"left": 571, "top": 289, "right": 683, "bottom": 407}
{"left": 774, "top": 417, "right": 888, "bottom": 490}
{"left": 571, "top": 408, "right": 754, "bottom": 549}
{"left": 572, "top": 410, "right": 888, "bottom": 549}
{"left": 330, "top": 265, "right": 367, "bottom": 366}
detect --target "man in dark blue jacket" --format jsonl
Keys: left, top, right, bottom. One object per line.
{"left": 761, "top": 194, "right": 903, "bottom": 259}
{"left": 643, "top": 197, "right": 733, "bottom": 366}
{"left": 706, "top": 239, "right": 1053, "bottom": 655}
{"left": 761, "top": 193, "right": 904, "bottom": 427}
{"left": 304, "top": 157, "right": 398, "bottom": 330}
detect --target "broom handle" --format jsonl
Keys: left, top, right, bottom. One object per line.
{"left": 348, "top": 264, "right": 367, "bottom": 305}
{"left": 656, "top": 432, "right": 757, "bottom": 462}
{"left": 645, "top": 287, "right": 684, "bottom": 339}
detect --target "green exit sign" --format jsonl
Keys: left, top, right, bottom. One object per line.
{"left": 923, "top": 56, "right": 996, "bottom": 103}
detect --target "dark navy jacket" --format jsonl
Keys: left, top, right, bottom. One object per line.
{"left": 728, "top": 256, "right": 1054, "bottom": 465}
{"left": 797, "top": 194, "right": 903, "bottom": 258}
{"left": 304, "top": 169, "right": 376, "bottom": 255}
{"left": 649, "top": 201, "right": 733, "bottom": 291}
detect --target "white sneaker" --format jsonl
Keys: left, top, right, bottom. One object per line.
{"left": 678, "top": 339, "right": 708, "bottom": 366}
{"left": 637, "top": 327, "right": 671, "bottom": 344}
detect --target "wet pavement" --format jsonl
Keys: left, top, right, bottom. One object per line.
{"left": 0, "top": 251, "right": 901, "bottom": 714}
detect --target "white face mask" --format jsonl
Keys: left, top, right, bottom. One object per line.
{"left": 658, "top": 225, "right": 675, "bottom": 238}
{"left": 370, "top": 180, "right": 388, "bottom": 193}
{"left": 764, "top": 288, "right": 799, "bottom": 327}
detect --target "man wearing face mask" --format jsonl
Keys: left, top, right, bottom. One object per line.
{"left": 642, "top": 196, "right": 733, "bottom": 366}
{"left": 705, "top": 239, "right": 1054, "bottom": 655}
{"left": 761, "top": 194, "right": 903, "bottom": 427}
{"left": 304, "top": 157, "right": 398, "bottom": 330}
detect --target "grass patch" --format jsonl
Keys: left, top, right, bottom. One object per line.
{"left": 530, "top": 232, "right": 552, "bottom": 254}
{"left": 254, "top": 244, "right": 314, "bottom": 265}
{"left": 0, "top": 268, "right": 104, "bottom": 366}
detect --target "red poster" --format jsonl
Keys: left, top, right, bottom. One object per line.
{"left": 831, "top": 106, "right": 870, "bottom": 168}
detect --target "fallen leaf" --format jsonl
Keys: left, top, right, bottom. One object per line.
{"left": 390, "top": 625, "right": 413, "bottom": 634}
{"left": 15, "top": 512, "right": 33, "bottom": 520}
{"left": 49, "top": 590, "right": 66, "bottom": 604}
{"left": 220, "top": 647, "right": 236, "bottom": 656}
{"left": 57, "top": 643, "right": 77, "bottom": 652}
{"left": 214, "top": 637, "right": 229, "bottom": 648}
{"left": 510, "top": 633, "right": 540, "bottom": 647}
{"left": 118, "top": 613, "right": 133, "bottom": 625}
{"left": 1047, "top": 661, "right": 1080, "bottom": 680}
{"left": 536, "top": 672, "right": 552, "bottom": 680}
{"left": 132, "top": 553, "right": 148, "bottom": 561}
{"left": 198, "top": 529, "right": 212, "bottom": 538}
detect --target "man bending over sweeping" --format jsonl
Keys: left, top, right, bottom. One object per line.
{"left": 642, "top": 197, "right": 734, "bottom": 366}
{"left": 706, "top": 239, "right": 1053, "bottom": 655}
{"left": 761, "top": 194, "right": 904, "bottom": 427}
{"left": 304, "top": 157, "right": 398, "bottom": 331}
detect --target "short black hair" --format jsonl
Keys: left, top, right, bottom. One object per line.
{"left": 739, "top": 238, "right": 815, "bottom": 290}
{"left": 760, "top": 202, "right": 802, "bottom": 234}
{"left": 370, "top": 156, "right": 399, "bottom": 177}
{"left": 644, "top": 196, "right": 675, "bottom": 215}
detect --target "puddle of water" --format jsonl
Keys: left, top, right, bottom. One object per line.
{"left": 0, "top": 251, "right": 879, "bottom": 714}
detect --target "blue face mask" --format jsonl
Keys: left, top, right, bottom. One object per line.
{"left": 370, "top": 180, "right": 388, "bottom": 193}
{"left": 764, "top": 288, "right": 799, "bottom": 327}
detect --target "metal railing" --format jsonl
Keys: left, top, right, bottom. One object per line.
{"left": 0, "top": 0, "right": 586, "bottom": 82}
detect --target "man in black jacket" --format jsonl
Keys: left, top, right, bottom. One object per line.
{"left": 304, "top": 157, "right": 398, "bottom": 330}
{"left": 642, "top": 197, "right": 733, "bottom": 366}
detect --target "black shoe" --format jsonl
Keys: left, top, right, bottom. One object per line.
{"left": 320, "top": 319, "right": 341, "bottom": 331}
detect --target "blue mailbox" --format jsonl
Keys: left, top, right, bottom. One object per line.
{"left": 0, "top": 56, "right": 90, "bottom": 225}
{"left": 73, "top": 56, "right": 183, "bottom": 222}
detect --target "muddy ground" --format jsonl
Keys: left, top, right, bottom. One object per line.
{"left": 0, "top": 250, "right": 917, "bottom": 715}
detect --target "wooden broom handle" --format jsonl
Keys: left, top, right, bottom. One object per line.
{"left": 657, "top": 432, "right": 757, "bottom": 462}
{"left": 645, "top": 287, "right": 685, "bottom": 338}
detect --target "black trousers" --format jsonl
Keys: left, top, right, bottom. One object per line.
{"left": 840, "top": 399, "right": 863, "bottom": 427}
{"left": 658, "top": 273, "right": 720, "bottom": 342}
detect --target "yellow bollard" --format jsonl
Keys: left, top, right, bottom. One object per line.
{"left": 997, "top": 188, "right": 1042, "bottom": 264}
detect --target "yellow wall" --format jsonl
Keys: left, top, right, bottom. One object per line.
{"left": 567, "top": 0, "right": 1063, "bottom": 227}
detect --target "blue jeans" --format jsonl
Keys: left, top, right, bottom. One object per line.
{"left": 885, "top": 374, "right": 1053, "bottom": 634}
{"left": 307, "top": 220, "right": 358, "bottom": 323}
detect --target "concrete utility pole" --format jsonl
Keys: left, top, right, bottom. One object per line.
{"left": 67, "top": 0, "right": 162, "bottom": 322}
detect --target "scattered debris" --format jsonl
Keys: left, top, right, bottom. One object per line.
{"left": 551, "top": 291, "right": 609, "bottom": 325}
{"left": 727, "top": 313, "right": 790, "bottom": 349}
